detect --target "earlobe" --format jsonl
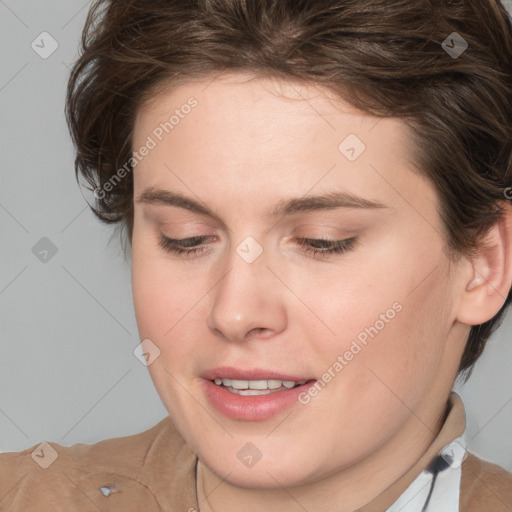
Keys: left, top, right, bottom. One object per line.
{"left": 457, "top": 202, "right": 512, "bottom": 325}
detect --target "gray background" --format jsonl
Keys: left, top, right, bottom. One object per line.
{"left": 1, "top": 0, "right": 511, "bottom": 472}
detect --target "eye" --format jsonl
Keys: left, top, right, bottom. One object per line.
{"left": 295, "top": 237, "right": 357, "bottom": 257}
{"left": 158, "top": 235, "right": 214, "bottom": 257}
{"left": 158, "top": 234, "right": 358, "bottom": 258}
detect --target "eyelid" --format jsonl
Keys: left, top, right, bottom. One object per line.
{"left": 158, "top": 235, "right": 214, "bottom": 257}
{"left": 295, "top": 236, "right": 357, "bottom": 256}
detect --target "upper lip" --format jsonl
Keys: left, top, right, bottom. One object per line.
{"left": 201, "top": 366, "right": 314, "bottom": 382}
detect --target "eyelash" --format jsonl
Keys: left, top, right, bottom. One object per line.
{"left": 158, "top": 235, "right": 357, "bottom": 258}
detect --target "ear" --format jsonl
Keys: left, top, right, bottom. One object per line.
{"left": 456, "top": 202, "right": 512, "bottom": 326}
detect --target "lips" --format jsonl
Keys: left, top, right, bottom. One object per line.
{"left": 200, "top": 366, "right": 313, "bottom": 382}
{"left": 213, "top": 377, "right": 308, "bottom": 395}
{"left": 200, "top": 366, "right": 317, "bottom": 421}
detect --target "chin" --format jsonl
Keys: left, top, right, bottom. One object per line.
{"left": 206, "top": 456, "right": 311, "bottom": 489}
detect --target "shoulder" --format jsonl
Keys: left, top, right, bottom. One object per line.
{"left": 460, "top": 451, "right": 512, "bottom": 511}
{"left": 0, "top": 416, "right": 188, "bottom": 511}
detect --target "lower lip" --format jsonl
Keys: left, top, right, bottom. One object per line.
{"left": 201, "top": 379, "right": 317, "bottom": 421}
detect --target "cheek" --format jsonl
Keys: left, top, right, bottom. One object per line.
{"left": 132, "top": 253, "right": 170, "bottom": 339}
{"left": 131, "top": 225, "right": 199, "bottom": 337}
{"left": 130, "top": 227, "right": 223, "bottom": 379}
{"left": 297, "top": 243, "right": 453, "bottom": 405}
{"left": 285, "top": 266, "right": 453, "bottom": 468}
{"left": 131, "top": 243, "right": 207, "bottom": 416}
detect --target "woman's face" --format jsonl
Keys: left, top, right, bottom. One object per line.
{"left": 131, "top": 73, "right": 469, "bottom": 487}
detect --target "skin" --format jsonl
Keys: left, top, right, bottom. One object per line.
{"left": 130, "top": 72, "right": 512, "bottom": 512}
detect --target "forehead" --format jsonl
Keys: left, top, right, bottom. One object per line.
{"left": 131, "top": 72, "right": 438, "bottom": 225}
{"left": 135, "top": 71, "right": 394, "bottom": 143}
{"left": 135, "top": 71, "right": 405, "bottom": 144}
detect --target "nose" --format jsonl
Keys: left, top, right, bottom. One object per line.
{"left": 205, "top": 239, "right": 287, "bottom": 343}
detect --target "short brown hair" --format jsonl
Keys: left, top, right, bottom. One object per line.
{"left": 66, "top": 0, "right": 512, "bottom": 381}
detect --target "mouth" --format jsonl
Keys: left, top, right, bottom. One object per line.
{"left": 211, "top": 378, "right": 309, "bottom": 395}
{"left": 200, "top": 367, "right": 317, "bottom": 421}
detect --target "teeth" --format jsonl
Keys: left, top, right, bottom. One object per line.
{"left": 238, "top": 389, "right": 272, "bottom": 396}
{"left": 231, "top": 379, "right": 249, "bottom": 389}
{"left": 249, "top": 380, "right": 270, "bottom": 390}
{"left": 213, "top": 378, "right": 308, "bottom": 390}
{"left": 268, "top": 379, "right": 283, "bottom": 389}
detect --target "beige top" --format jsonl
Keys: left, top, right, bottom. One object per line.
{"left": 0, "top": 392, "right": 511, "bottom": 511}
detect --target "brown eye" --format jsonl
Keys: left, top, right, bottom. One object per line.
{"left": 296, "top": 237, "right": 357, "bottom": 257}
{"left": 158, "top": 235, "right": 214, "bottom": 256}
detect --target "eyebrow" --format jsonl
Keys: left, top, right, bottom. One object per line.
{"left": 136, "top": 187, "right": 388, "bottom": 219}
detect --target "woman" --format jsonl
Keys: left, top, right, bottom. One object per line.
{"left": 1, "top": 0, "right": 512, "bottom": 510}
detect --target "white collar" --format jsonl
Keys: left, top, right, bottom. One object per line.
{"left": 386, "top": 430, "right": 467, "bottom": 512}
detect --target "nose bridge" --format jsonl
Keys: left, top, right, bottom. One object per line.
{"left": 206, "top": 235, "right": 286, "bottom": 341}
